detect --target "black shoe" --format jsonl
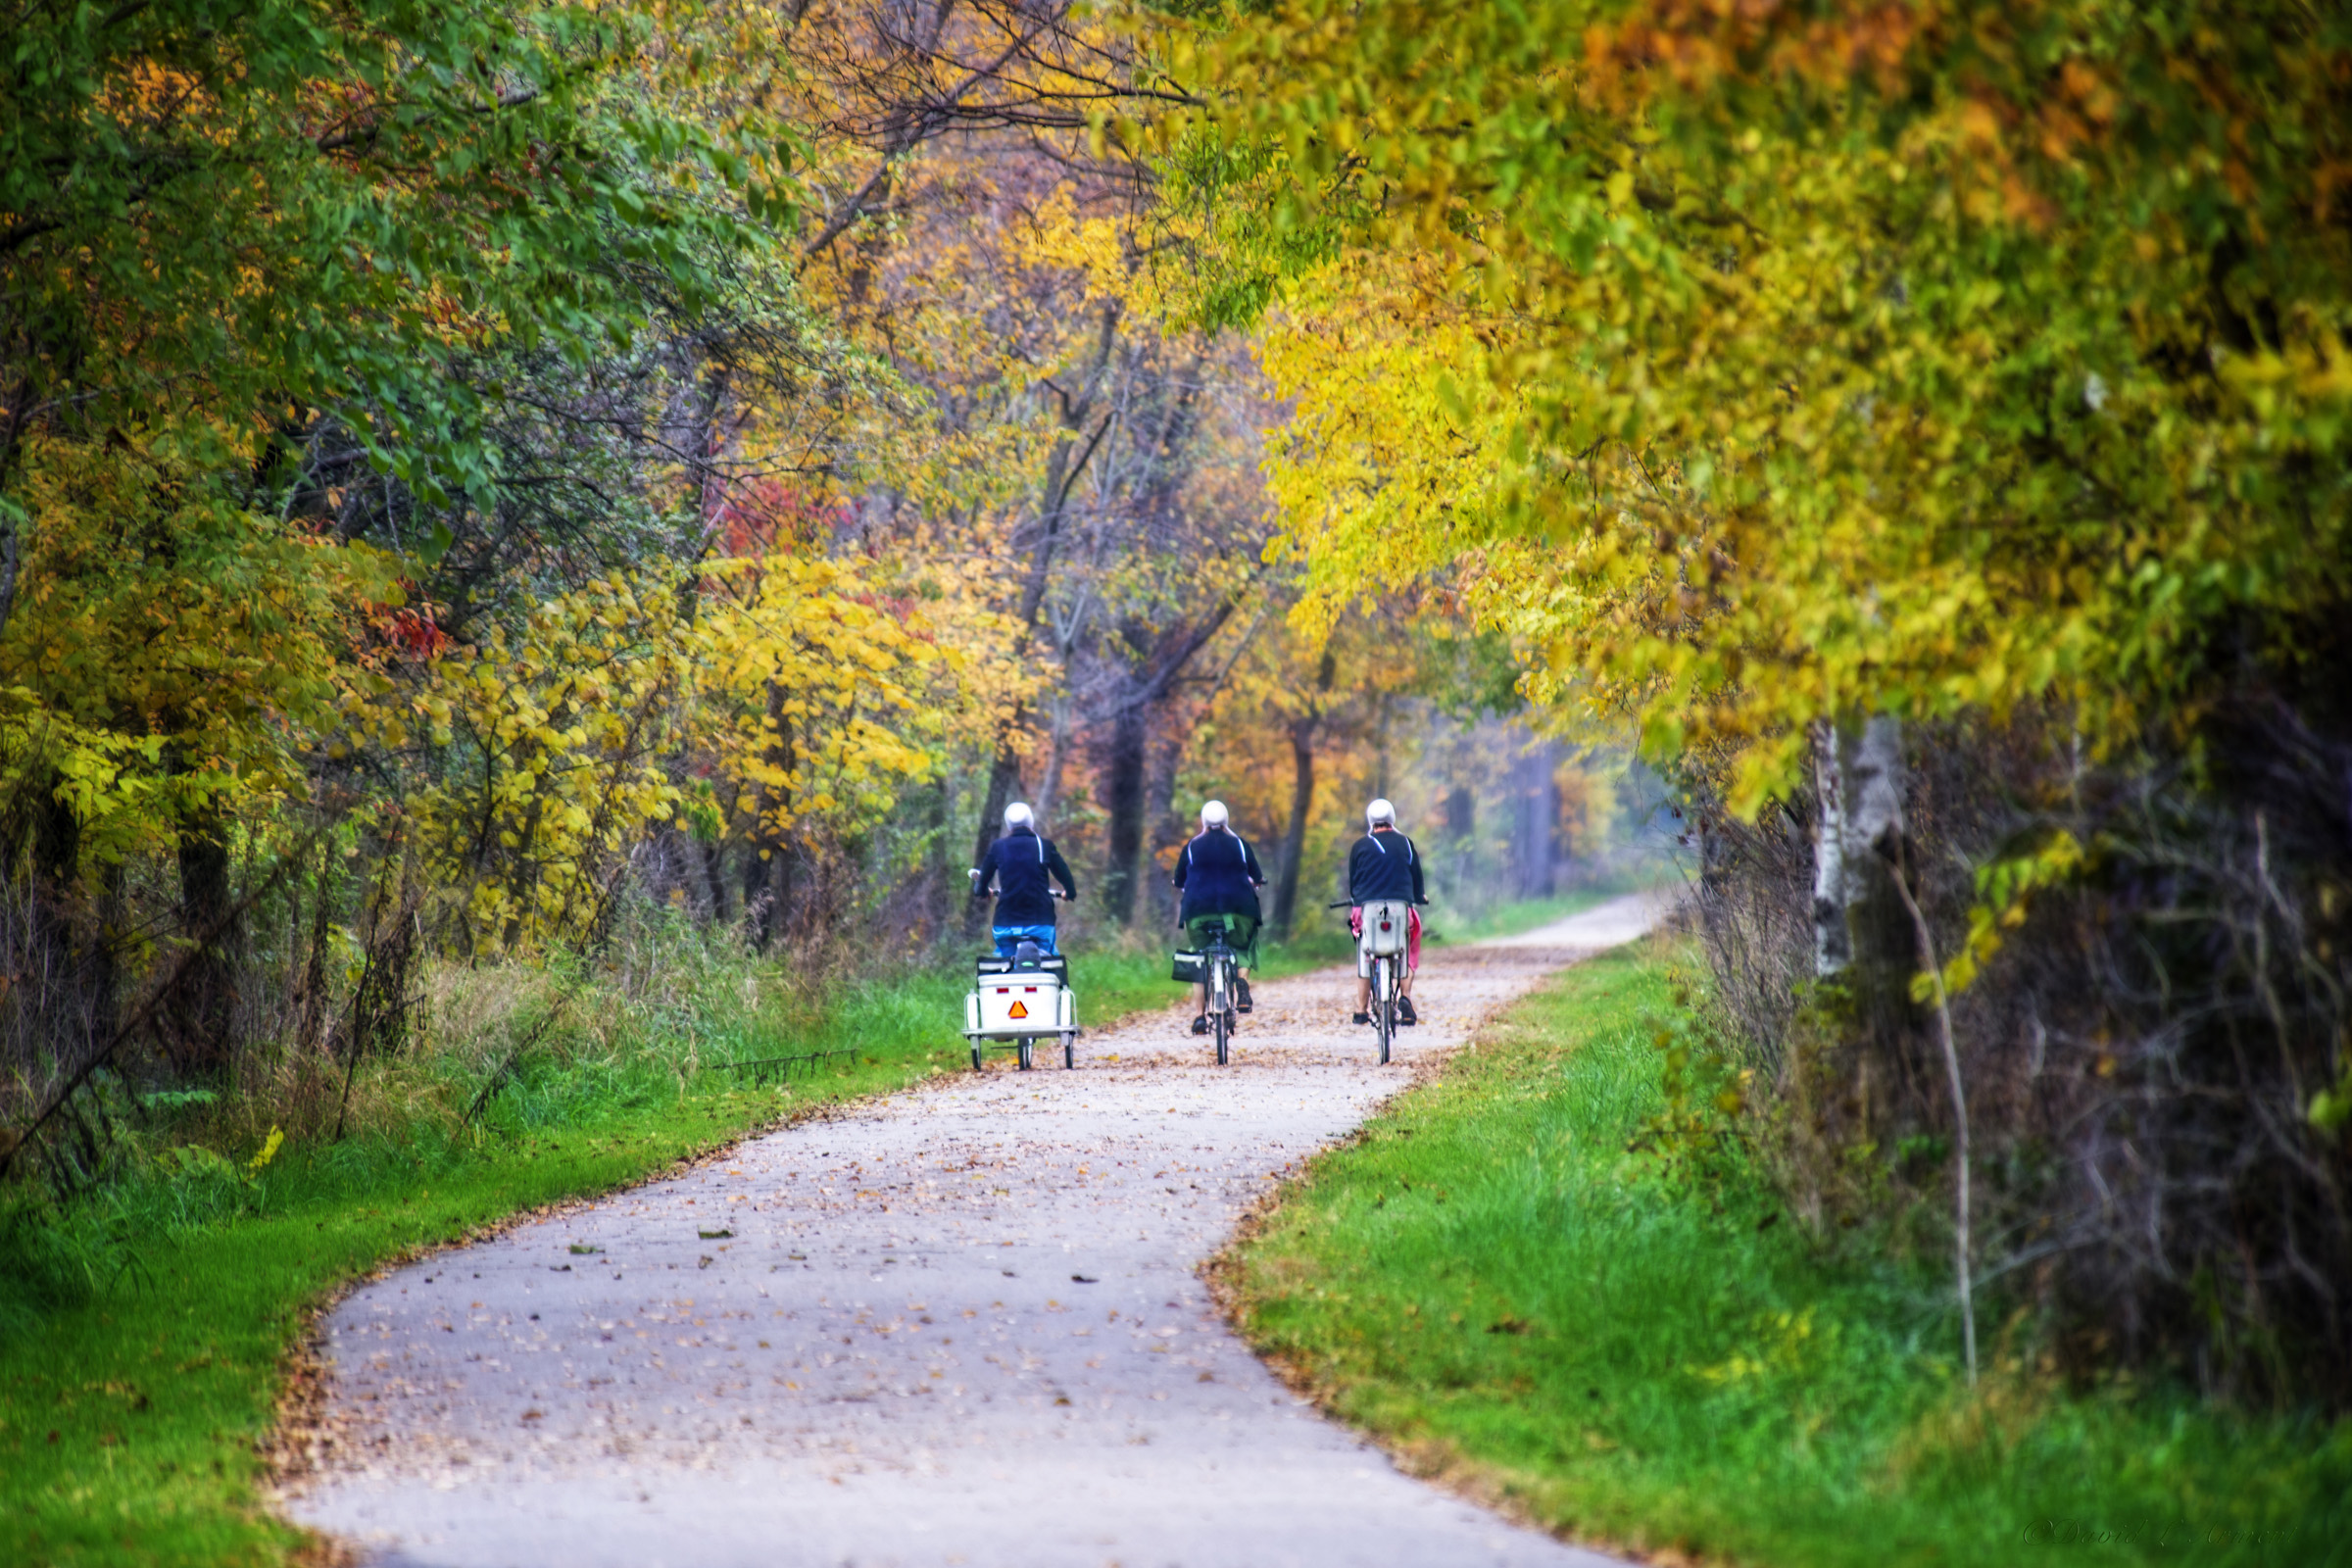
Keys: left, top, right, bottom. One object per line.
{"left": 1235, "top": 978, "right": 1253, "bottom": 1013}
{"left": 1397, "top": 997, "right": 1419, "bottom": 1026}
{"left": 1191, "top": 1015, "right": 1209, "bottom": 1036}
{"left": 1351, "top": 1011, "right": 1371, "bottom": 1026}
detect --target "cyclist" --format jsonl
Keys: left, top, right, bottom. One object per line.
{"left": 969, "top": 803, "right": 1077, "bottom": 956}
{"left": 1170, "top": 799, "right": 1266, "bottom": 1034}
{"left": 1346, "top": 797, "right": 1425, "bottom": 1027}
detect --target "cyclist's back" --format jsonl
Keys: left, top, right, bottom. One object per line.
{"left": 1346, "top": 818, "right": 1425, "bottom": 905}
{"left": 1174, "top": 819, "right": 1264, "bottom": 925}
{"left": 1345, "top": 798, "right": 1425, "bottom": 1026}
{"left": 1171, "top": 800, "right": 1265, "bottom": 1030}
{"left": 971, "top": 803, "right": 1076, "bottom": 956}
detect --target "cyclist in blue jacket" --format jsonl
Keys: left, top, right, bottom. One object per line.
{"left": 1346, "top": 798, "right": 1425, "bottom": 1027}
{"left": 1171, "top": 800, "right": 1266, "bottom": 1033}
{"left": 970, "top": 803, "right": 1077, "bottom": 956}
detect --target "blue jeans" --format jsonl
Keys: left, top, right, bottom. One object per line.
{"left": 992, "top": 924, "right": 1058, "bottom": 957}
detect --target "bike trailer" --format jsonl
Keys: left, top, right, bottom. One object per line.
{"left": 1360, "top": 899, "right": 1411, "bottom": 956}
{"left": 965, "top": 958, "right": 1075, "bottom": 1039}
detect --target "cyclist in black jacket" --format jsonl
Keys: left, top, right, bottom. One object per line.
{"left": 970, "top": 803, "right": 1077, "bottom": 956}
{"left": 1345, "top": 798, "right": 1425, "bottom": 1026}
{"left": 1171, "top": 799, "right": 1266, "bottom": 1031}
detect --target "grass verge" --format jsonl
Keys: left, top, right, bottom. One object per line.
{"left": 1217, "top": 941, "right": 2350, "bottom": 1568}
{"left": 0, "top": 944, "right": 1178, "bottom": 1568}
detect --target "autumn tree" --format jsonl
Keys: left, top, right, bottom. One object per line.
{"left": 1172, "top": 0, "right": 2352, "bottom": 1403}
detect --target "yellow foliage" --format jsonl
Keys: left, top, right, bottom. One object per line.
{"left": 0, "top": 433, "right": 396, "bottom": 860}
{"left": 347, "top": 546, "right": 1001, "bottom": 952}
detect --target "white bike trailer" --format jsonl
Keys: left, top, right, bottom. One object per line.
{"left": 964, "top": 949, "right": 1079, "bottom": 1071}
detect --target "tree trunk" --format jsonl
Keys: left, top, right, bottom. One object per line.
{"left": 1101, "top": 695, "right": 1150, "bottom": 924}
{"left": 702, "top": 841, "right": 732, "bottom": 926}
{"left": 1815, "top": 714, "right": 1974, "bottom": 1378}
{"left": 1142, "top": 723, "right": 1183, "bottom": 929}
{"left": 1097, "top": 604, "right": 1239, "bottom": 926}
{"left": 1271, "top": 646, "right": 1335, "bottom": 939}
{"left": 91, "top": 859, "right": 122, "bottom": 1060}
{"left": 169, "top": 805, "right": 238, "bottom": 1077}
{"left": 964, "top": 744, "right": 1020, "bottom": 937}
{"left": 1446, "top": 782, "right": 1478, "bottom": 901}
{"left": 1813, "top": 714, "right": 1912, "bottom": 990}
{"left": 1273, "top": 718, "right": 1316, "bottom": 940}
{"left": 1513, "top": 747, "right": 1557, "bottom": 900}
{"left": 962, "top": 305, "right": 1120, "bottom": 936}
{"left": 746, "top": 684, "right": 795, "bottom": 952}
{"left": 1811, "top": 719, "right": 1851, "bottom": 975}
{"left": 1033, "top": 697, "right": 1071, "bottom": 823}
{"left": 28, "top": 771, "right": 85, "bottom": 1062}
{"left": 296, "top": 836, "right": 337, "bottom": 1057}
{"left": 919, "top": 777, "right": 952, "bottom": 943}
{"left": 1444, "top": 785, "right": 1474, "bottom": 843}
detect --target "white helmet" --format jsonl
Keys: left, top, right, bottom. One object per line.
{"left": 1366, "top": 798, "right": 1396, "bottom": 828}
{"left": 1200, "top": 799, "right": 1229, "bottom": 828}
{"left": 1004, "top": 802, "right": 1034, "bottom": 829}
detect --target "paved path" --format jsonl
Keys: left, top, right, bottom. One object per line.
{"left": 283, "top": 894, "right": 1670, "bottom": 1568}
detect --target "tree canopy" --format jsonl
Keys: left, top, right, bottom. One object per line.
{"left": 1174, "top": 0, "right": 2352, "bottom": 806}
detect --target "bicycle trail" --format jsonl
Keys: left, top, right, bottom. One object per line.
{"left": 280, "top": 892, "right": 1672, "bottom": 1568}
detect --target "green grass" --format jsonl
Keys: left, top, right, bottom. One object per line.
{"left": 1068, "top": 946, "right": 1191, "bottom": 1026}
{"left": 0, "top": 945, "right": 1180, "bottom": 1568}
{"left": 1219, "top": 943, "right": 2352, "bottom": 1568}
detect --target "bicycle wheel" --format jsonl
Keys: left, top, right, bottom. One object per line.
{"left": 1017, "top": 1036, "right": 1035, "bottom": 1071}
{"left": 1213, "top": 1005, "right": 1228, "bottom": 1065}
{"left": 1374, "top": 958, "right": 1394, "bottom": 1065}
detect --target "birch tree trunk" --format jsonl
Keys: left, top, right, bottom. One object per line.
{"left": 1813, "top": 714, "right": 1909, "bottom": 980}
{"left": 1809, "top": 713, "right": 1976, "bottom": 1378}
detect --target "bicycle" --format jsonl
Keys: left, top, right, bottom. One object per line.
{"left": 1199, "top": 916, "right": 1242, "bottom": 1065}
{"left": 1332, "top": 899, "right": 1411, "bottom": 1064}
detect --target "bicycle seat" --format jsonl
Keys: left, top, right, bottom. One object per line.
{"left": 1013, "top": 940, "right": 1045, "bottom": 970}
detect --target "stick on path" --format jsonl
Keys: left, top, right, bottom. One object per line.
{"left": 284, "top": 893, "right": 1673, "bottom": 1567}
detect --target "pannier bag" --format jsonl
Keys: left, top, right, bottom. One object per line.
{"left": 1171, "top": 950, "right": 1204, "bottom": 984}
{"left": 1361, "top": 899, "right": 1410, "bottom": 957}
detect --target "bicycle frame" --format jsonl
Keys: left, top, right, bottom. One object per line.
{"left": 1331, "top": 900, "right": 1401, "bottom": 1064}
{"left": 1200, "top": 919, "right": 1239, "bottom": 1064}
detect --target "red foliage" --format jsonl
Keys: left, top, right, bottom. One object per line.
{"left": 382, "top": 607, "right": 451, "bottom": 661}
{"left": 706, "top": 477, "right": 850, "bottom": 558}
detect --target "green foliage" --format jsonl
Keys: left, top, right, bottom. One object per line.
{"left": 2, "top": 438, "right": 396, "bottom": 858}
{"left": 0, "top": 0, "right": 828, "bottom": 968}
{"left": 1625, "top": 973, "right": 1749, "bottom": 1200}
{"left": 1177, "top": 0, "right": 2352, "bottom": 808}
{"left": 1221, "top": 947, "right": 2351, "bottom": 1567}
{"left": 1, "top": 0, "right": 772, "bottom": 522}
